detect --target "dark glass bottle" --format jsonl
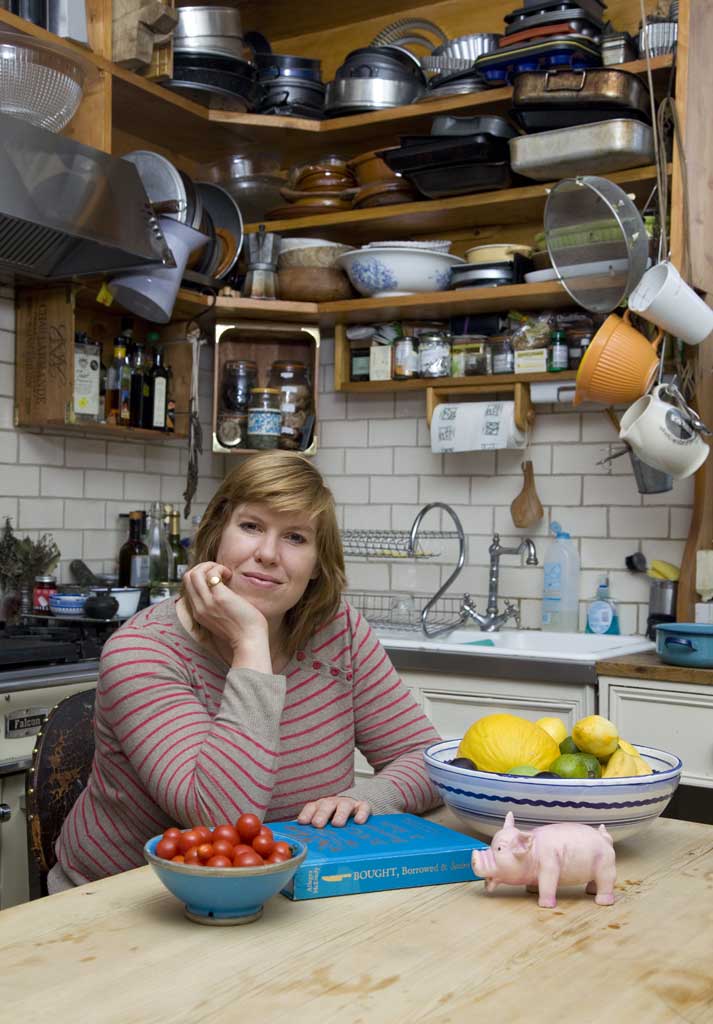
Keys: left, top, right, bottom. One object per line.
{"left": 118, "top": 511, "right": 150, "bottom": 587}
{"left": 148, "top": 346, "right": 169, "bottom": 430}
{"left": 166, "top": 364, "right": 175, "bottom": 433}
{"left": 129, "top": 342, "right": 148, "bottom": 428}
{"left": 105, "top": 341, "right": 126, "bottom": 425}
{"left": 168, "top": 511, "right": 187, "bottom": 582}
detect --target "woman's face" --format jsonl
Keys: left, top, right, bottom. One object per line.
{"left": 215, "top": 503, "right": 320, "bottom": 627}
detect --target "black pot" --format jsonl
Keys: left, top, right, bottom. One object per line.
{"left": 255, "top": 52, "right": 322, "bottom": 82}
{"left": 84, "top": 593, "right": 119, "bottom": 620}
{"left": 338, "top": 45, "right": 425, "bottom": 83}
{"left": 259, "top": 76, "right": 325, "bottom": 112}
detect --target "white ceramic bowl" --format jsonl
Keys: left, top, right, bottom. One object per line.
{"left": 337, "top": 247, "right": 465, "bottom": 297}
{"left": 106, "top": 587, "right": 142, "bottom": 618}
{"left": 424, "top": 738, "right": 682, "bottom": 843}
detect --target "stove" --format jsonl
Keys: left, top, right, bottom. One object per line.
{"left": 0, "top": 618, "right": 119, "bottom": 670}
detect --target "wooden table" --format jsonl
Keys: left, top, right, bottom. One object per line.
{"left": 3, "top": 811, "right": 713, "bottom": 1023}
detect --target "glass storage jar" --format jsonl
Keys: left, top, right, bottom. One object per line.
{"left": 452, "top": 338, "right": 490, "bottom": 376}
{"left": 222, "top": 359, "right": 257, "bottom": 413}
{"left": 247, "top": 387, "right": 282, "bottom": 450}
{"left": 268, "top": 360, "right": 313, "bottom": 450}
{"left": 417, "top": 332, "right": 451, "bottom": 378}
{"left": 393, "top": 336, "right": 418, "bottom": 379}
{"left": 489, "top": 335, "right": 514, "bottom": 375}
{"left": 216, "top": 413, "right": 247, "bottom": 449}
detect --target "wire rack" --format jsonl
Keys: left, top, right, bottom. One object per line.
{"left": 346, "top": 591, "right": 465, "bottom": 632}
{"left": 341, "top": 529, "right": 460, "bottom": 560}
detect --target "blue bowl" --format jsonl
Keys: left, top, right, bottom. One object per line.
{"left": 49, "top": 592, "right": 87, "bottom": 616}
{"left": 144, "top": 832, "right": 307, "bottom": 925}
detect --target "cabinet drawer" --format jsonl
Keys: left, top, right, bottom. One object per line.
{"left": 602, "top": 679, "right": 713, "bottom": 788}
{"left": 421, "top": 685, "right": 594, "bottom": 740}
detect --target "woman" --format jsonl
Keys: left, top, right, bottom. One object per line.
{"left": 50, "top": 452, "right": 442, "bottom": 890}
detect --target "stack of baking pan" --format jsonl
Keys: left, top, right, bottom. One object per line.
{"left": 449, "top": 252, "right": 533, "bottom": 289}
{"left": 511, "top": 67, "right": 651, "bottom": 131}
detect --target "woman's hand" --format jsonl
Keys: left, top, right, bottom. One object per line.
{"left": 297, "top": 796, "right": 372, "bottom": 828}
{"left": 182, "top": 561, "right": 271, "bottom": 671}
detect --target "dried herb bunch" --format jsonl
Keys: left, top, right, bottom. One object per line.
{"left": 0, "top": 517, "right": 61, "bottom": 592}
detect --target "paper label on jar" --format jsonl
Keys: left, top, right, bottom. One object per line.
{"left": 248, "top": 409, "right": 281, "bottom": 437}
{"left": 281, "top": 402, "right": 296, "bottom": 413}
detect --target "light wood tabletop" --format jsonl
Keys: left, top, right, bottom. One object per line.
{"left": 3, "top": 810, "right": 713, "bottom": 1024}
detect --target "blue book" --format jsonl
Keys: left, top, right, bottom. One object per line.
{"left": 277, "top": 813, "right": 487, "bottom": 901}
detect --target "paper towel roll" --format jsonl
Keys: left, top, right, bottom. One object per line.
{"left": 431, "top": 400, "right": 527, "bottom": 454}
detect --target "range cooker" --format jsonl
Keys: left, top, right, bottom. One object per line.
{"left": 0, "top": 617, "right": 118, "bottom": 908}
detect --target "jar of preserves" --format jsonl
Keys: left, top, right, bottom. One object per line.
{"left": 417, "top": 332, "right": 451, "bottom": 378}
{"left": 247, "top": 387, "right": 282, "bottom": 450}
{"left": 221, "top": 359, "right": 257, "bottom": 413}
{"left": 393, "top": 337, "right": 418, "bottom": 379}
{"left": 216, "top": 413, "right": 247, "bottom": 449}
{"left": 268, "top": 360, "right": 313, "bottom": 450}
{"left": 33, "top": 574, "right": 57, "bottom": 613}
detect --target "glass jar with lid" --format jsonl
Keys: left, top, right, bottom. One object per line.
{"left": 247, "top": 387, "right": 282, "bottom": 450}
{"left": 268, "top": 360, "right": 313, "bottom": 450}
{"left": 216, "top": 413, "right": 247, "bottom": 449}
{"left": 488, "top": 335, "right": 514, "bottom": 375}
{"left": 393, "top": 336, "right": 418, "bottom": 380}
{"left": 451, "top": 337, "right": 490, "bottom": 377}
{"left": 33, "top": 574, "right": 57, "bottom": 613}
{"left": 222, "top": 359, "right": 257, "bottom": 414}
{"left": 417, "top": 332, "right": 451, "bottom": 378}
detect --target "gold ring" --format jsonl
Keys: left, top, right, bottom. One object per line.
{"left": 206, "top": 574, "right": 222, "bottom": 589}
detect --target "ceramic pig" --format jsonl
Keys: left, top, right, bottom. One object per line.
{"left": 471, "top": 812, "right": 616, "bottom": 909}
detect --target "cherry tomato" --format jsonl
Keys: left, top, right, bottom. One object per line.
{"left": 184, "top": 847, "right": 201, "bottom": 864}
{"left": 233, "top": 849, "right": 264, "bottom": 868}
{"left": 235, "top": 813, "right": 261, "bottom": 843}
{"left": 193, "top": 826, "right": 213, "bottom": 842}
{"left": 171, "top": 855, "right": 185, "bottom": 863}
{"left": 206, "top": 855, "right": 232, "bottom": 868}
{"left": 196, "top": 843, "right": 214, "bottom": 862}
{"left": 266, "top": 850, "right": 291, "bottom": 864}
{"left": 162, "top": 827, "right": 182, "bottom": 843}
{"left": 257, "top": 825, "right": 274, "bottom": 843}
{"left": 211, "top": 839, "right": 235, "bottom": 859}
{"left": 156, "top": 838, "right": 179, "bottom": 860}
{"left": 178, "top": 829, "right": 201, "bottom": 854}
{"left": 212, "top": 824, "right": 239, "bottom": 845}
{"left": 252, "top": 834, "right": 274, "bottom": 858}
{"left": 232, "top": 843, "right": 254, "bottom": 857}
{"left": 272, "top": 841, "right": 292, "bottom": 859}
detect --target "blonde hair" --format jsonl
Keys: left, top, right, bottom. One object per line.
{"left": 182, "top": 451, "right": 346, "bottom": 656}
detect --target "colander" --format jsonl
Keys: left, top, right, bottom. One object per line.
{"left": 0, "top": 29, "right": 94, "bottom": 133}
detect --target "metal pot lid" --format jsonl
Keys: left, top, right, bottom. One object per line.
{"left": 121, "top": 150, "right": 189, "bottom": 224}
{"left": 195, "top": 181, "right": 244, "bottom": 274}
{"left": 543, "top": 175, "right": 648, "bottom": 313}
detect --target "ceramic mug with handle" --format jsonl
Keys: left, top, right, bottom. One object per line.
{"left": 619, "top": 384, "right": 710, "bottom": 479}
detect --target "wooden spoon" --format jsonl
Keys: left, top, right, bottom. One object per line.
{"left": 510, "top": 460, "right": 543, "bottom": 529}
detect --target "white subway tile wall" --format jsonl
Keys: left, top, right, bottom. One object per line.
{"left": 0, "top": 290, "right": 695, "bottom": 631}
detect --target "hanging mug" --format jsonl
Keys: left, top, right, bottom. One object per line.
{"left": 619, "top": 384, "right": 710, "bottom": 479}
{"left": 574, "top": 310, "right": 663, "bottom": 406}
{"left": 628, "top": 261, "right": 713, "bottom": 346}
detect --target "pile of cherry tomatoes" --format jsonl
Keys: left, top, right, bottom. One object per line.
{"left": 155, "top": 813, "right": 293, "bottom": 869}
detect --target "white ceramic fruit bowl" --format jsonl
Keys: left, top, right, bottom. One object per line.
{"left": 337, "top": 247, "right": 465, "bottom": 297}
{"left": 424, "top": 739, "right": 682, "bottom": 843}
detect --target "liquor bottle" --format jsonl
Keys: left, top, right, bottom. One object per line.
{"left": 118, "top": 343, "right": 132, "bottom": 425}
{"left": 168, "top": 510, "right": 188, "bottom": 581}
{"left": 105, "top": 340, "right": 126, "bottom": 425}
{"left": 147, "top": 500, "right": 171, "bottom": 584}
{"left": 165, "top": 363, "right": 175, "bottom": 433}
{"left": 148, "top": 346, "right": 169, "bottom": 431}
{"left": 129, "top": 341, "right": 149, "bottom": 428}
{"left": 118, "top": 511, "right": 150, "bottom": 587}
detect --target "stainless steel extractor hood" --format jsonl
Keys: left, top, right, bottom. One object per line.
{"left": 0, "top": 112, "right": 174, "bottom": 279}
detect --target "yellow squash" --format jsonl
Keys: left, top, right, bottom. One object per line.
{"left": 458, "top": 713, "right": 560, "bottom": 774}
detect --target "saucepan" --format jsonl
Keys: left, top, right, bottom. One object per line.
{"left": 656, "top": 623, "right": 713, "bottom": 669}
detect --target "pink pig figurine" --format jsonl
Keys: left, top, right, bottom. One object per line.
{"left": 471, "top": 812, "right": 616, "bottom": 909}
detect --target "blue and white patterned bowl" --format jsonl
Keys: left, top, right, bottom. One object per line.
{"left": 424, "top": 739, "right": 682, "bottom": 843}
{"left": 337, "top": 246, "right": 465, "bottom": 298}
{"left": 49, "top": 592, "right": 87, "bottom": 616}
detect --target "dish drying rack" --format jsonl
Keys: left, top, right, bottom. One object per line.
{"left": 341, "top": 529, "right": 460, "bottom": 559}
{"left": 346, "top": 591, "right": 466, "bottom": 633}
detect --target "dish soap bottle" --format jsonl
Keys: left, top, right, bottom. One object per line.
{"left": 585, "top": 576, "right": 621, "bottom": 635}
{"left": 541, "top": 521, "right": 581, "bottom": 632}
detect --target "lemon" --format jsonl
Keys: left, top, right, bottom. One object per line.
{"left": 602, "top": 748, "right": 653, "bottom": 778}
{"left": 458, "top": 713, "right": 560, "bottom": 774}
{"left": 572, "top": 715, "right": 619, "bottom": 759}
{"left": 507, "top": 765, "right": 539, "bottom": 776}
{"left": 549, "top": 753, "right": 602, "bottom": 779}
{"left": 618, "top": 739, "right": 639, "bottom": 756}
{"left": 559, "top": 735, "right": 580, "bottom": 754}
{"left": 535, "top": 716, "right": 568, "bottom": 746}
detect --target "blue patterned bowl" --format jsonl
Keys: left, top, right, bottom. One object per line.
{"left": 49, "top": 592, "right": 87, "bottom": 616}
{"left": 144, "top": 832, "right": 307, "bottom": 925}
{"left": 337, "top": 246, "right": 465, "bottom": 297}
{"left": 424, "top": 739, "right": 682, "bottom": 843}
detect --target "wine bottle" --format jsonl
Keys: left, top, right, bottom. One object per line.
{"left": 168, "top": 511, "right": 188, "bottom": 582}
{"left": 118, "top": 511, "right": 150, "bottom": 587}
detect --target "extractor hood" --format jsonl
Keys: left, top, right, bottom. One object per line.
{"left": 0, "top": 112, "right": 174, "bottom": 279}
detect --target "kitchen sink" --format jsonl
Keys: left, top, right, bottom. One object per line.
{"left": 374, "top": 627, "right": 654, "bottom": 664}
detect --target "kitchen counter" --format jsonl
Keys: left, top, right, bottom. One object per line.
{"left": 3, "top": 810, "right": 713, "bottom": 1022}
{"left": 597, "top": 652, "right": 713, "bottom": 686}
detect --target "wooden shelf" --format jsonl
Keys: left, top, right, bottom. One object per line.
{"left": 33, "top": 421, "right": 186, "bottom": 441}
{"left": 336, "top": 370, "right": 577, "bottom": 394}
{"left": 172, "top": 291, "right": 320, "bottom": 323}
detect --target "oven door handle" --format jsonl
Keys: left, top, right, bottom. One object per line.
{"left": 0, "top": 803, "right": 11, "bottom": 822}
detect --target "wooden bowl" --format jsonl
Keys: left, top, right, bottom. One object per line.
{"left": 347, "top": 148, "right": 400, "bottom": 185}
{"left": 278, "top": 267, "right": 355, "bottom": 302}
{"left": 352, "top": 180, "right": 418, "bottom": 209}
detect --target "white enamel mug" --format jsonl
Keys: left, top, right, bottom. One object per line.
{"left": 619, "top": 384, "right": 710, "bottom": 479}
{"left": 628, "top": 261, "right": 713, "bottom": 346}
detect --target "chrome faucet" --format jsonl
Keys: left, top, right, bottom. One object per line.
{"left": 462, "top": 533, "right": 539, "bottom": 632}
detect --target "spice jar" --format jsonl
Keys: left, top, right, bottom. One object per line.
{"left": 350, "top": 345, "right": 370, "bottom": 382}
{"left": 489, "top": 335, "right": 514, "bottom": 375}
{"left": 268, "top": 360, "right": 313, "bottom": 450}
{"left": 222, "top": 359, "right": 257, "bottom": 413}
{"left": 418, "top": 332, "right": 451, "bottom": 378}
{"left": 247, "top": 388, "right": 282, "bottom": 450}
{"left": 566, "top": 328, "right": 593, "bottom": 370}
{"left": 548, "top": 329, "right": 569, "bottom": 372}
{"left": 33, "top": 574, "right": 57, "bottom": 613}
{"left": 393, "top": 336, "right": 418, "bottom": 380}
{"left": 216, "top": 413, "right": 247, "bottom": 449}
{"left": 452, "top": 337, "right": 490, "bottom": 376}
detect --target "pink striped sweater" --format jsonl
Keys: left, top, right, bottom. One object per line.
{"left": 57, "top": 597, "right": 442, "bottom": 883}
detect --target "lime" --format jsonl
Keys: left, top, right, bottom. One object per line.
{"left": 549, "top": 754, "right": 602, "bottom": 779}
{"left": 559, "top": 735, "right": 580, "bottom": 755}
{"left": 507, "top": 765, "right": 539, "bottom": 776}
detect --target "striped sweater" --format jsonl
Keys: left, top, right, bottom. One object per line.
{"left": 57, "top": 597, "right": 442, "bottom": 883}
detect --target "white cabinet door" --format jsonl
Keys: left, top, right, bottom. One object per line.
{"left": 599, "top": 675, "right": 713, "bottom": 789}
